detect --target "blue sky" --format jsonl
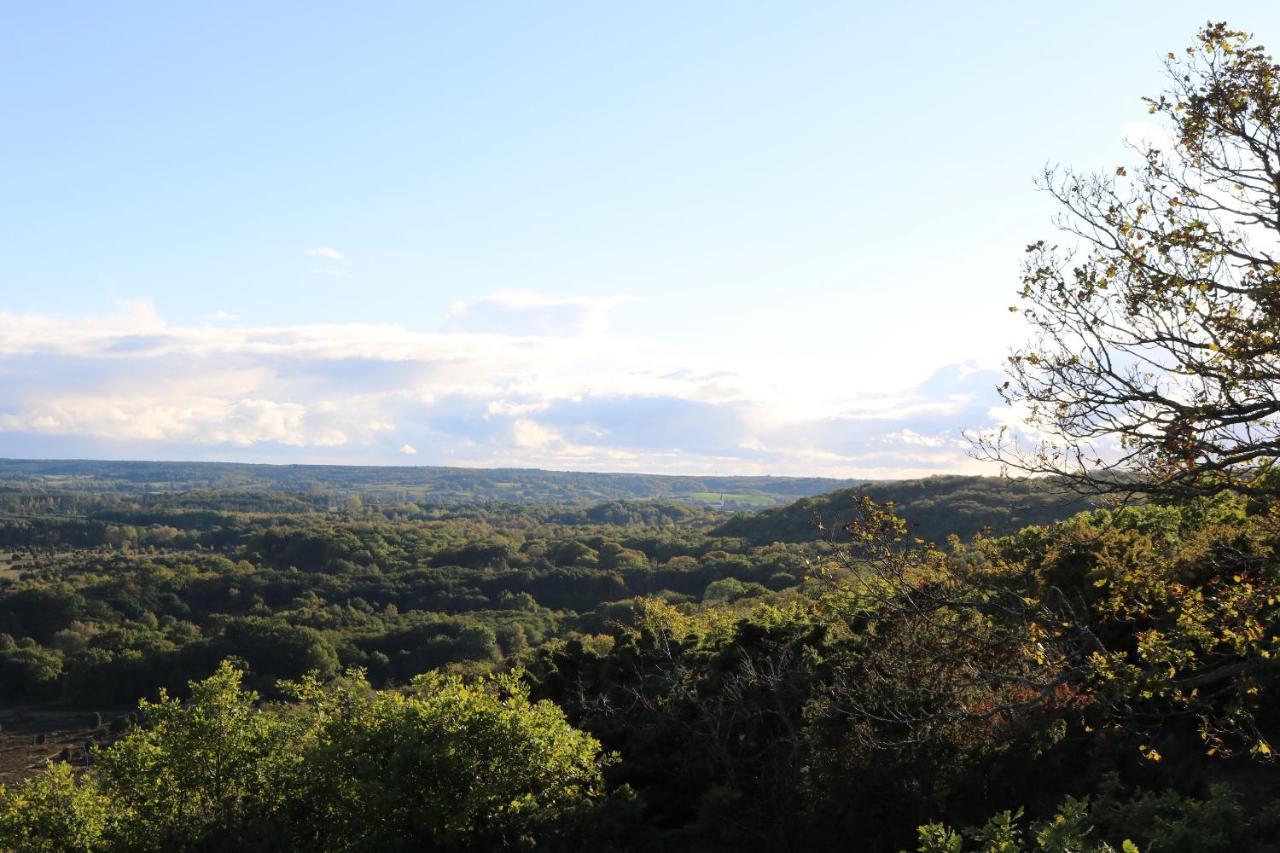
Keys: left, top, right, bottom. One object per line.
{"left": 2, "top": 2, "right": 1278, "bottom": 476}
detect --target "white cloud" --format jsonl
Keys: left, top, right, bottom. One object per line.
{"left": 0, "top": 394, "right": 348, "bottom": 448}
{"left": 886, "top": 428, "right": 949, "bottom": 448}
{"left": 511, "top": 418, "right": 558, "bottom": 449}
{"left": 486, "top": 399, "right": 548, "bottom": 418}
{"left": 0, "top": 299, "right": 1019, "bottom": 477}
{"left": 443, "top": 291, "right": 627, "bottom": 337}
{"left": 307, "top": 247, "right": 348, "bottom": 261}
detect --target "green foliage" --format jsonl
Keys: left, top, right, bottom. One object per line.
{"left": 0, "top": 475, "right": 838, "bottom": 707}
{"left": 0, "top": 762, "right": 109, "bottom": 853}
{"left": 96, "top": 660, "right": 291, "bottom": 849}
{"left": 915, "top": 823, "right": 965, "bottom": 853}
{"left": 916, "top": 779, "right": 1280, "bottom": 853}
{"left": 912, "top": 800, "right": 1132, "bottom": 853}
{"left": 1084, "top": 777, "right": 1280, "bottom": 853}
{"left": 287, "top": 669, "right": 606, "bottom": 850}
{"left": 1, "top": 662, "right": 609, "bottom": 851}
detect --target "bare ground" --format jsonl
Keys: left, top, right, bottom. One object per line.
{"left": 0, "top": 706, "right": 131, "bottom": 785}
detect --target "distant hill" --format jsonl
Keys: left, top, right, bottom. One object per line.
{"left": 0, "top": 458, "right": 860, "bottom": 508}
{"left": 712, "top": 475, "right": 1095, "bottom": 544}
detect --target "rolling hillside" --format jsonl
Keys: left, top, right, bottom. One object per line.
{"left": 712, "top": 475, "right": 1096, "bottom": 544}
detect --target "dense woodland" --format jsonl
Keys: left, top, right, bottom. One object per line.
{"left": 0, "top": 478, "right": 840, "bottom": 708}
{"left": 5, "top": 21, "right": 1280, "bottom": 853}
{"left": 0, "top": 470, "right": 1270, "bottom": 851}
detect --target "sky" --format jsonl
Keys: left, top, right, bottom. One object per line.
{"left": 2, "top": 2, "right": 1278, "bottom": 477}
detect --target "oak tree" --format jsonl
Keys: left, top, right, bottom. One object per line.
{"left": 982, "top": 24, "right": 1280, "bottom": 497}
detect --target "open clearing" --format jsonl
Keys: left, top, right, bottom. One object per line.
{"left": 0, "top": 706, "right": 130, "bottom": 785}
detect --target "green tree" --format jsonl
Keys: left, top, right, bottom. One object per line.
{"left": 96, "top": 660, "right": 291, "bottom": 850}
{"left": 288, "top": 669, "right": 606, "bottom": 851}
{"left": 1, "top": 660, "right": 610, "bottom": 850}
{"left": 0, "top": 763, "right": 109, "bottom": 853}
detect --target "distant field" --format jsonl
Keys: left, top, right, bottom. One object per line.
{"left": 686, "top": 492, "right": 776, "bottom": 507}
{"left": 0, "top": 458, "right": 863, "bottom": 506}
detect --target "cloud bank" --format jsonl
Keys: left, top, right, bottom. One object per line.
{"left": 0, "top": 296, "right": 1012, "bottom": 477}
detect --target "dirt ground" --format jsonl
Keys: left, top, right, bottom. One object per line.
{"left": 0, "top": 706, "right": 130, "bottom": 785}
{"left": 0, "top": 552, "right": 22, "bottom": 581}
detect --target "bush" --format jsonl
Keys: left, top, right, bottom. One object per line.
{"left": 1, "top": 661, "right": 609, "bottom": 851}
{"left": 0, "top": 762, "right": 109, "bottom": 853}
